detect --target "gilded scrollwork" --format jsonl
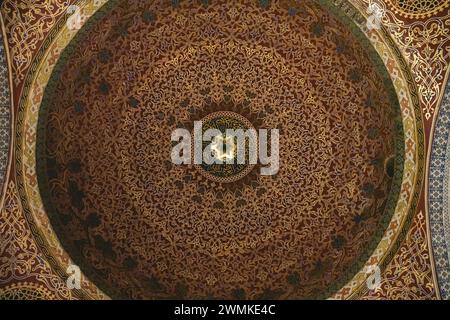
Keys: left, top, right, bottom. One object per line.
{"left": 350, "top": 0, "right": 450, "bottom": 121}
{"left": 0, "top": 0, "right": 72, "bottom": 89}
{"left": 384, "top": 0, "right": 450, "bottom": 19}
{"left": 0, "top": 182, "right": 72, "bottom": 300}
{"left": 0, "top": 0, "right": 446, "bottom": 300}
{"left": 360, "top": 211, "right": 437, "bottom": 299}
{"left": 33, "top": 0, "right": 410, "bottom": 299}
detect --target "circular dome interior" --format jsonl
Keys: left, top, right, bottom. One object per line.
{"left": 36, "top": 0, "right": 404, "bottom": 299}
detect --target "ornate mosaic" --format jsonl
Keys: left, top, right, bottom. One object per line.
{"left": 385, "top": 0, "right": 450, "bottom": 18}
{"left": 429, "top": 77, "right": 450, "bottom": 299}
{"left": 0, "top": 282, "right": 56, "bottom": 300}
{"left": 35, "top": 0, "right": 405, "bottom": 299}
{"left": 2, "top": 0, "right": 450, "bottom": 301}
{"left": 0, "top": 18, "right": 11, "bottom": 195}
{"left": 197, "top": 110, "right": 256, "bottom": 183}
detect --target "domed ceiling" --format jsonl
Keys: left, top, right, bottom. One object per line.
{"left": 36, "top": 0, "right": 403, "bottom": 299}
{"left": 1, "top": 0, "right": 450, "bottom": 300}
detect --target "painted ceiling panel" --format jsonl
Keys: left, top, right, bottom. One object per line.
{"left": 0, "top": 0, "right": 449, "bottom": 300}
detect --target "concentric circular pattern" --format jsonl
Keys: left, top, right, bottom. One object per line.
{"left": 0, "top": 283, "right": 56, "bottom": 300}
{"left": 385, "top": 0, "right": 450, "bottom": 19}
{"left": 37, "top": 0, "right": 403, "bottom": 299}
{"left": 198, "top": 111, "right": 256, "bottom": 183}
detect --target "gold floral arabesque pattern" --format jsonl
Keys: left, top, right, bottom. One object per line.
{"left": 351, "top": 0, "right": 450, "bottom": 121}
{"left": 385, "top": 0, "right": 450, "bottom": 19}
{"left": 360, "top": 211, "right": 436, "bottom": 299}
{"left": 38, "top": 0, "right": 400, "bottom": 299}
{"left": 0, "top": 182, "right": 72, "bottom": 300}
{"left": 346, "top": 0, "right": 445, "bottom": 299}
{"left": 13, "top": 0, "right": 422, "bottom": 300}
{"left": 0, "top": 0, "right": 74, "bottom": 89}
{"left": 0, "top": 282, "right": 56, "bottom": 300}
{"left": 11, "top": 0, "right": 109, "bottom": 300}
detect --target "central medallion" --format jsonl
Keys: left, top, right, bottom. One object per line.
{"left": 210, "top": 134, "right": 236, "bottom": 162}
{"left": 197, "top": 111, "right": 256, "bottom": 183}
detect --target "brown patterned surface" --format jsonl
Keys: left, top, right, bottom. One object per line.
{"left": 0, "top": 0, "right": 76, "bottom": 300}
{"left": 0, "top": 0, "right": 449, "bottom": 300}
{"left": 384, "top": 0, "right": 450, "bottom": 18}
{"left": 0, "top": 0, "right": 72, "bottom": 105}
{"left": 0, "top": 182, "right": 72, "bottom": 299}
{"left": 361, "top": 211, "right": 436, "bottom": 299}
{"left": 349, "top": 0, "right": 450, "bottom": 300}
{"left": 37, "top": 0, "right": 400, "bottom": 299}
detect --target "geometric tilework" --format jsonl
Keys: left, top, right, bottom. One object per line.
{"left": 0, "top": 24, "right": 11, "bottom": 194}
{"left": 429, "top": 76, "right": 450, "bottom": 300}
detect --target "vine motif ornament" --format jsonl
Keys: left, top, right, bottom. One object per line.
{"left": 349, "top": 0, "right": 446, "bottom": 299}
{"left": 351, "top": 0, "right": 450, "bottom": 121}
{"left": 384, "top": 0, "right": 450, "bottom": 19}
{"left": 0, "top": 0, "right": 106, "bottom": 300}
{"left": 360, "top": 211, "right": 437, "bottom": 299}
{"left": 0, "top": 182, "right": 72, "bottom": 300}
{"left": 0, "top": 0, "right": 442, "bottom": 299}
{"left": 0, "top": 0, "right": 73, "bottom": 89}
